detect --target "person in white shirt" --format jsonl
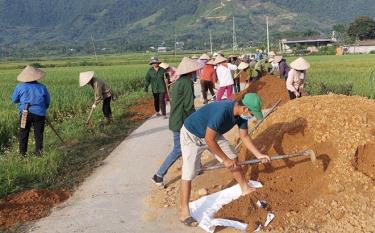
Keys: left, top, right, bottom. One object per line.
{"left": 214, "top": 55, "right": 238, "bottom": 101}
{"left": 286, "top": 57, "right": 310, "bottom": 99}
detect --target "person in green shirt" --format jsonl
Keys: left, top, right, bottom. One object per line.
{"left": 152, "top": 57, "right": 202, "bottom": 187}
{"left": 144, "top": 57, "right": 167, "bottom": 117}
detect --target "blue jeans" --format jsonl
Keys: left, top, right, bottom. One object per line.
{"left": 156, "top": 131, "right": 181, "bottom": 178}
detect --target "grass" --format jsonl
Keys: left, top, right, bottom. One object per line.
{"left": 0, "top": 53, "right": 374, "bottom": 199}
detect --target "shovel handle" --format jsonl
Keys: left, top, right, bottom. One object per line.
{"left": 202, "top": 150, "right": 312, "bottom": 171}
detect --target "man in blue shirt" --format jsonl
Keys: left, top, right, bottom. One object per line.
{"left": 12, "top": 65, "right": 51, "bottom": 156}
{"left": 178, "top": 93, "right": 270, "bottom": 227}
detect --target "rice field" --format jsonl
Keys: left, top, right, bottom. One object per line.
{"left": 0, "top": 53, "right": 374, "bottom": 198}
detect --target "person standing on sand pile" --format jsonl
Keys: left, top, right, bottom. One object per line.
{"left": 80, "top": 71, "right": 114, "bottom": 123}
{"left": 12, "top": 65, "right": 51, "bottom": 156}
{"left": 144, "top": 57, "right": 168, "bottom": 118}
{"left": 178, "top": 93, "right": 270, "bottom": 227}
{"left": 286, "top": 57, "right": 310, "bottom": 100}
{"left": 215, "top": 55, "right": 237, "bottom": 101}
{"left": 151, "top": 57, "right": 202, "bottom": 187}
{"left": 275, "top": 55, "right": 289, "bottom": 80}
{"left": 200, "top": 59, "right": 217, "bottom": 104}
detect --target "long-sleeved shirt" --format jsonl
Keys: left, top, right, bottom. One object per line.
{"left": 12, "top": 81, "right": 51, "bottom": 116}
{"left": 216, "top": 63, "right": 237, "bottom": 87}
{"left": 200, "top": 64, "right": 216, "bottom": 83}
{"left": 279, "top": 59, "right": 290, "bottom": 80}
{"left": 286, "top": 69, "right": 306, "bottom": 93}
{"left": 166, "top": 66, "right": 179, "bottom": 83}
{"left": 196, "top": 59, "right": 208, "bottom": 78}
{"left": 144, "top": 67, "right": 167, "bottom": 94}
{"left": 169, "top": 75, "right": 195, "bottom": 132}
{"left": 91, "top": 78, "right": 112, "bottom": 105}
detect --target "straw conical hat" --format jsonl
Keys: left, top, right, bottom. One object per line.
{"left": 176, "top": 57, "right": 203, "bottom": 76}
{"left": 268, "top": 58, "right": 274, "bottom": 63}
{"left": 207, "top": 59, "right": 215, "bottom": 65}
{"left": 214, "top": 55, "right": 227, "bottom": 65}
{"left": 268, "top": 51, "right": 276, "bottom": 56}
{"left": 274, "top": 55, "right": 283, "bottom": 63}
{"left": 238, "top": 62, "right": 249, "bottom": 70}
{"left": 17, "top": 65, "right": 45, "bottom": 82}
{"left": 199, "top": 53, "right": 210, "bottom": 60}
{"left": 79, "top": 71, "right": 95, "bottom": 87}
{"left": 290, "top": 57, "right": 310, "bottom": 70}
{"left": 159, "top": 62, "right": 170, "bottom": 69}
{"left": 191, "top": 55, "right": 199, "bottom": 59}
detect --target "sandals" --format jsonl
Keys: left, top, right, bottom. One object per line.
{"left": 180, "top": 216, "right": 198, "bottom": 227}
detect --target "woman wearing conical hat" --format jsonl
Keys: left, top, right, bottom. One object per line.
{"left": 151, "top": 57, "right": 201, "bottom": 187}
{"left": 200, "top": 59, "right": 216, "bottom": 104}
{"left": 286, "top": 57, "right": 310, "bottom": 100}
{"left": 214, "top": 55, "right": 237, "bottom": 101}
{"left": 12, "top": 65, "right": 51, "bottom": 156}
{"left": 79, "top": 71, "right": 113, "bottom": 123}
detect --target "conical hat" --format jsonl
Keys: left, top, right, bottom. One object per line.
{"left": 206, "top": 59, "right": 215, "bottom": 65}
{"left": 214, "top": 55, "right": 227, "bottom": 65}
{"left": 268, "top": 51, "right": 276, "bottom": 56}
{"left": 159, "top": 62, "right": 170, "bottom": 69}
{"left": 290, "top": 57, "right": 310, "bottom": 70}
{"left": 199, "top": 53, "right": 210, "bottom": 60}
{"left": 191, "top": 55, "right": 199, "bottom": 59}
{"left": 238, "top": 62, "right": 249, "bottom": 70}
{"left": 79, "top": 71, "right": 95, "bottom": 87}
{"left": 176, "top": 57, "right": 203, "bottom": 76}
{"left": 17, "top": 65, "right": 45, "bottom": 82}
{"left": 274, "top": 55, "right": 283, "bottom": 63}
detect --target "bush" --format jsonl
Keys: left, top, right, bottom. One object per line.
{"left": 369, "top": 50, "right": 375, "bottom": 54}
{"left": 30, "top": 62, "right": 45, "bottom": 68}
{"left": 306, "top": 81, "right": 354, "bottom": 96}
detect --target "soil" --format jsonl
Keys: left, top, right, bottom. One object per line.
{"left": 0, "top": 189, "right": 71, "bottom": 230}
{"left": 353, "top": 143, "right": 375, "bottom": 180}
{"left": 129, "top": 98, "right": 156, "bottom": 121}
{"left": 234, "top": 75, "right": 290, "bottom": 108}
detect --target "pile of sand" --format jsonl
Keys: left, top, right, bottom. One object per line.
{"left": 216, "top": 94, "right": 375, "bottom": 232}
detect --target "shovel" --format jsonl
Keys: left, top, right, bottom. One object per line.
{"left": 86, "top": 106, "right": 95, "bottom": 128}
{"left": 46, "top": 118, "right": 66, "bottom": 145}
{"left": 201, "top": 149, "right": 316, "bottom": 171}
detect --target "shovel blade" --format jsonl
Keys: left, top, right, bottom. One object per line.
{"left": 304, "top": 149, "right": 316, "bottom": 163}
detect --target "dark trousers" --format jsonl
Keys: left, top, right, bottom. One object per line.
{"left": 19, "top": 112, "right": 46, "bottom": 155}
{"left": 288, "top": 90, "right": 301, "bottom": 100}
{"left": 233, "top": 78, "right": 241, "bottom": 93}
{"left": 200, "top": 80, "right": 215, "bottom": 101}
{"left": 103, "top": 97, "right": 112, "bottom": 118}
{"left": 153, "top": 92, "right": 166, "bottom": 115}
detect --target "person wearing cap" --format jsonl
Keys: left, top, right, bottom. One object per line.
{"left": 286, "top": 57, "right": 310, "bottom": 100}
{"left": 215, "top": 55, "right": 237, "bottom": 101}
{"left": 200, "top": 59, "right": 217, "bottom": 104}
{"left": 275, "top": 56, "right": 289, "bottom": 80}
{"left": 144, "top": 57, "right": 168, "bottom": 117}
{"left": 179, "top": 93, "right": 270, "bottom": 227}
{"left": 152, "top": 57, "right": 201, "bottom": 187}
{"left": 79, "top": 71, "right": 113, "bottom": 123}
{"left": 12, "top": 65, "right": 51, "bottom": 156}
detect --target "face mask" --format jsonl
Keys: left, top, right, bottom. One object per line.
{"left": 299, "top": 71, "right": 305, "bottom": 80}
{"left": 240, "top": 114, "right": 253, "bottom": 121}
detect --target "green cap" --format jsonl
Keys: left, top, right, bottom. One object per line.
{"left": 242, "top": 93, "right": 263, "bottom": 120}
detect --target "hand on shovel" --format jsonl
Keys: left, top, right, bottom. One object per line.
{"left": 256, "top": 154, "right": 271, "bottom": 163}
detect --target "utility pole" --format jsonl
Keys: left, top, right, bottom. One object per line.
{"left": 90, "top": 34, "right": 98, "bottom": 62}
{"left": 174, "top": 28, "right": 177, "bottom": 57}
{"left": 232, "top": 16, "right": 238, "bottom": 52}
{"left": 266, "top": 16, "right": 270, "bottom": 54}
{"left": 209, "top": 29, "right": 213, "bottom": 54}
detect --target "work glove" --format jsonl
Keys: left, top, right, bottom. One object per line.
{"left": 92, "top": 104, "right": 97, "bottom": 109}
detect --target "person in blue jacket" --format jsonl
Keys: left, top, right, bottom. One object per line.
{"left": 12, "top": 65, "right": 51, "bottom": 156}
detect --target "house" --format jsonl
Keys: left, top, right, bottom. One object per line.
{"left": 157, "top": 46, "right": 167, "bottom": 53}
{"left": 344, "top": 40, "right": 375, "bottom": 54}
{"left": 281, "top": 35, "right": 336, "bottom": 53}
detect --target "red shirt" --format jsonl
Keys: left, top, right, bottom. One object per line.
{"left": 200, "top": 64, "right": 216, "bottom": 83}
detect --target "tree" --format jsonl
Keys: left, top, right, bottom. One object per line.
{"left": 347, "top": 16, "right": 375, "bottom": 40}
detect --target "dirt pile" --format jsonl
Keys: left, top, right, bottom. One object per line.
{"left": 0, "top": 189, "right": 71, "bottom": 229}
{"left": 216, "top": 94, "right": 375, "bottom": 232}
{"left": 235, "top": 76, "right": 290, "bottom": 108}
{"left": 353, "top": 143, "right": 375, "bottom": 180}
{"left": 128, "top": 98, "right": 156, "bottom": 121}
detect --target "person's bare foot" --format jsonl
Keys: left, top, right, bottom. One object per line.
{"left": 241, "top": 185, "right": 256, "bottom": 196}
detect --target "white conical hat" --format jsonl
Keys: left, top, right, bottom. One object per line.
{"left": 79, "top": 71, "right": 95, "bottom": 87}
{"left": 274, "top": 55, "right": 283, "bottom": 63}
{"left": 214, "top": 55, "right": 227, "bottom": 65}
{"left": 290, "top": 57, "right": 310, "bottom": 70}
{"left": 238, "top": 62, "right": 249, "bottom": 70}
{"left": 199, "top": 53, "right": 210, "bottom": 60}
{"left": 159, "top": 62, "right": 170, "bottom": 69}
{"left": 17, "top": 65, "right": 45, "bottom": 82}
{"left": 206, "top": 59, "right": 216, "bottom": 65}
{"left": 268, "top": 51, "right": 276, "bottom": 56}
{"left": 176, "top": 57, "right": 203, "bottom": 76}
